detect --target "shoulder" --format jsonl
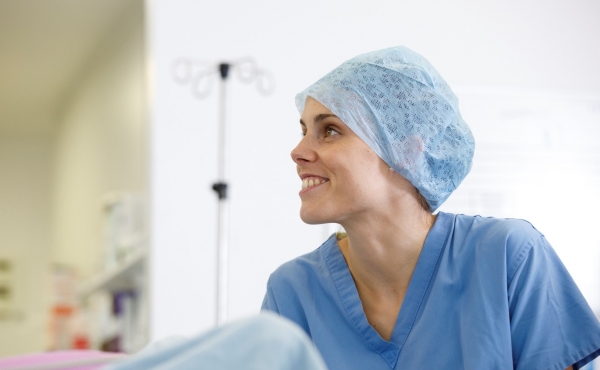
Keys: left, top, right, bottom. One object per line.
{"left": 448, "top": 213, "right": 546, "bottom": 277}
{"left": 453, "top": 213, "right": 541, "bottom": 240}
{"left": 453, "top": 213, "right": 543, "bottom": 247}
{"left": 267, "top": 236, "right": 333, "bottom": 291}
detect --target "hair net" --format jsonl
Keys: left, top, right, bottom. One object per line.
{"left": 295, "top": 46, "right": 475, "bottom": 211}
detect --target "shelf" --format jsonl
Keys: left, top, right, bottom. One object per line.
{"left": 78, "top": 248, "right": 148, "bottom": 300}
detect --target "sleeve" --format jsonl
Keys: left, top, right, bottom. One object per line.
{"left": 261, "top": 277, "right": 280, "bottom": 313}
{"left": 508, "top": 234, "right": 600, "bottom": 370}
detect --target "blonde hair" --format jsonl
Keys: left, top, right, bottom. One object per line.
{"left": 335, "top": 230, "right": 347, "bottom": 241}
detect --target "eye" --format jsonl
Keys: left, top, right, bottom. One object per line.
{"left": 325, "top": 127, "right": 340, "bottom": 137}
{"left": 300, "top": 125, "right": 307, "bottom": 137}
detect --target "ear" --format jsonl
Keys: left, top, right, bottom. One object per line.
{"left": 396, "top": 135, "right": 425, "bottom": 171}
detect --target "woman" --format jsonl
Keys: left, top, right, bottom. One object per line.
{"left": 262, "top": 46, "right": 600, "bottom": 369}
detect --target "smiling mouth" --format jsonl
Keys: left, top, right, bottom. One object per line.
{"left": 301, "top": 177, "right": 329, "bottom": 190}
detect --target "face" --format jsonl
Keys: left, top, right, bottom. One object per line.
{"left": 291, "top": 97, "right": 401, "bottom": 225}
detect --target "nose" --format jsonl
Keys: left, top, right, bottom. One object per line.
{"left": 291, "top": 135, "right": 317, "bottom": 165}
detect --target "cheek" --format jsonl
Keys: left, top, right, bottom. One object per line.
{"left": 331, "top": 154, "right": 381, "bottom": 194}
{"left": 320, "top": 138, "right": 387, "bottom": 195}
{"left": 349, "top": 155, "right": 390, "bottom": 196}
{"left": 340, "top": 148, "right": 382, "bottom": 178}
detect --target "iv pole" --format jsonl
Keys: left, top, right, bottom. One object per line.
{"left": 172, "top": 58, "right": 274, "bottom": 326}
{"left": 213, "top": 63, "right": 230, "bottom": 326}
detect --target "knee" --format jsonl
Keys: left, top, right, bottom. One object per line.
{"left": 239, "top": 311, "right": 309, "bottom": 346}
{"left": 227, "top": 313, "right": 326, "bottom": 370}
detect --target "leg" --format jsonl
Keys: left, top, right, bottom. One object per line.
{"left": 106, "top": 312, "right": 328, "bottom": 370}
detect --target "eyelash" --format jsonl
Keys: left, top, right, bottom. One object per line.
{"left": 325, "top": 127, "right": 340, "bottom": 137}
{"left": 300, "top": 126, "right": 340, "bottom": 137}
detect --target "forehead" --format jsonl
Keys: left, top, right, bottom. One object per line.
{"left": 300, "top": 97, "right": 334, "bottom": 121}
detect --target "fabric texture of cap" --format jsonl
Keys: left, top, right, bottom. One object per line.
{"left": 295, "top": 46, "right": 475, "bottom": 211}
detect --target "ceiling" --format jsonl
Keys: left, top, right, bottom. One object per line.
{"left": 0, "top": 0, "right": 137, "bottom": 133}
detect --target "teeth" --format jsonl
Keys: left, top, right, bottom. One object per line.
{"left": 301, "top": 177, "right": 328, "bottom": 190}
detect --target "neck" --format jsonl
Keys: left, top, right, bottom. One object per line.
{"left": 338, "top": 200, "right": 436, "bottom": 293}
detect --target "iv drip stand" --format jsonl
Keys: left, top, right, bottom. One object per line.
{"left": 213, "top": 63, "right": 230, "bottom": 326}
{"left": 171, "top": 57, "right": 274, "bottom": 326}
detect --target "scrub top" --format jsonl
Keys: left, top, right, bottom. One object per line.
{"left": 262, "top": 212, "right": 600, "bottom": 370}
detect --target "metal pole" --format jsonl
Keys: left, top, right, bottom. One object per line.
{"left": 212, "top": 63, "right": 230, "bottom": 325}
{"left": 172, "top": 58, "right": 273, "bottom": 327}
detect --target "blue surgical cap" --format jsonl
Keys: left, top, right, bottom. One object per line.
{"left": 295, "top": 46, "right": 475, "bottom": 211}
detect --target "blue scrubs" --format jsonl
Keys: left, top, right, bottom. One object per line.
{"left": 262, "top": 212, "right": 600, "bottom": 369}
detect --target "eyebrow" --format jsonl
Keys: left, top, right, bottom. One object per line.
{"left": 299, "top": 113, "right": 339, "bottom": 126}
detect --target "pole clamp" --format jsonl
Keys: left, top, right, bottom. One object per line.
{"left": 212, "top": 182, "right": 228, "bottom": 200}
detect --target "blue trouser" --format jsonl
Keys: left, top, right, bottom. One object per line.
{"left": 106, "top": 312, "right": 328, "bottom": 370}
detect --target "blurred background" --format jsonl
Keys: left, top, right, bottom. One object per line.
{"left": 0, "top": 0, "right": 599, "bottom": 360}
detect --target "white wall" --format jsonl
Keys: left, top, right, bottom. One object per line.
{"left": 53, "top": 0, "right": 146, "bottom": 277}
{"left": 148, "top": 0, "right": 600, "bottom": 339}
{"left": 0, "top": 0, "right": 145, "bottom": 356}
{"left": 441, "top": 88, "right": 600, "bottom": 310}
{"left": 0, "top": 133, "right": 53, "bottom": 355}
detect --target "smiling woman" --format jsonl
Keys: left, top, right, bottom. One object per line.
{"left": 42, "top": 44, "right": 595, "bottom": 370}
{"left": 293, "top": 98, "right": 432, "bottom": 232}
{"left": 261, "top": 46, "right": 600, "bottom": 370}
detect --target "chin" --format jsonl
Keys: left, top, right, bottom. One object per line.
{"left": 299, "top": 207, "right": 332, "bottom": 225}
{"left": 299, "top": 213, "right": 325, "bottom": 225}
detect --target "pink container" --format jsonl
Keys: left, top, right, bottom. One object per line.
{"left": 0, "top": 350, "right": 127, "bottom": 370}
